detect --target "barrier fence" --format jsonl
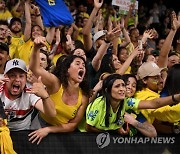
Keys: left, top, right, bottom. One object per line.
{"left": 11, "top": 131, "right": 180, "bottom": 154}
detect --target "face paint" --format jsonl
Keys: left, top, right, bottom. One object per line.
{"left": 152, "top": 80, "right": 158, "bottom": 85}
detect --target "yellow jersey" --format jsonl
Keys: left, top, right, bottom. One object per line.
{"left": 77, "top": 27, "right": 84, "bottom": 44}
{"left": 52, "top": 53, "right": 64, "bottom": 66}
{"left": 9, "top": 34, "right": 24, "bottom": 59}
{"left": 18, "top": 39, "right": 50, "bottom": 65}
{"left": 135, "top": 88, "right": 159, "bottom": 123}
{"left": 135, "top": 88, "right": 180, "bottom": 123}
{"left": 0, "top": 10, "right": 12, "bottom": 21}
{"left": 40, "top": 86, "right": 83, "bottom": 125}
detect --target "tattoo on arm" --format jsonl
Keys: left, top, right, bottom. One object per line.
{"left": 135, "top": 122, "right": 153, "bottom": 132}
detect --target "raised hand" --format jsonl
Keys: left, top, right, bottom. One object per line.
{"left": 94, "top": 0, "right": 103, "bottom": 9}
{"left": 143, "top": 29, "right": 154, "bottom": 39}
{"left": 27, "top": 70, "right": 38, "bottom": 84}
{"left": 129, "top": 2, "right": 135, "bottom": 11}
{"left": 171, "top": 11, "right": 180, "bottom": 31}
{"left": 105, "top": 27, "right": 121, "bottom": 42}
{"left": 0, "top": 77, "right": 10, "bottom": 85}
{"left": 31, "top": 4, "right": 40, "bottom": 16}
{"left": 131, "top": 46, "right": 142, "bottom": 58}
{"left": 33, "top": 36, "right": 46, "bottom": 49}
{"left": 67, "top": 26, "right": 73, "bottom": 36}
{"left": 26, "top": 76, "right": 49, "bottom": 99}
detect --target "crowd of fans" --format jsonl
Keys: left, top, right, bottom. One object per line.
{"left": 0, "top": 0, "right": 180, "bottom": 146}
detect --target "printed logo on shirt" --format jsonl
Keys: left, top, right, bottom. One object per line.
{"left": 72, "top": 109, "right": 77, "bottom": 117}
{"left": 7, "top": 110, "right": 16, "bottom": 121}
{"left": 48, "top": 0, "right": 55, "bottom": 6}
{"left": 127, "top": 98, "right": 135, "bottom": 107}
{"left": 87, "top": 110, "right": 98, "bottom": 121}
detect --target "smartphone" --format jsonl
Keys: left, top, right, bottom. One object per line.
{"left": 138, "top": 40, "right": 143, "bottom": 49}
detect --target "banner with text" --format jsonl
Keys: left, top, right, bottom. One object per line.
{"left": 112, "top": 0, "right": 138, "bottom": 15}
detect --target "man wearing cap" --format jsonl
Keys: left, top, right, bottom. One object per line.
{"left": 0, "top": 42, "right": 9, "bottom": 78}
{"left": 135, "top": 61, "right": 166, "bottom": 124}
{"left": 9, "top": 17, "right": 24, "bottom": 59}
{"left": 135, "top": 61, "right": 180, "bottom": 133}
{"left": 0, "top": 58, "right": 56, "bottom": 131}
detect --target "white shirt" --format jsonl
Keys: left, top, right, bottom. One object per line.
{"left": 0, "top": 84, "right": 40, "bottom": 131}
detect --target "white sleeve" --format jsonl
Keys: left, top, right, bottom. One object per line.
{"left": 29, "top": 94, "right": 41, "bottom": 106}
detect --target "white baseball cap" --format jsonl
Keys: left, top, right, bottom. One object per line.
{"left": 4, "top": 58, "right": 27, "bottom": 74}
{"left": 93, "top": 30, "right": 107, "bottom": 43}
{"left": 137, "top": 61, "right": 166, "bottom": 79}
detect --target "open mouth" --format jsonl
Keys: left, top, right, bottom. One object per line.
{"left": 78, "top": 70, "right": 84, "bottom": 79}
{"left": 12, "top": 84, "right": 20, "bottom": 92}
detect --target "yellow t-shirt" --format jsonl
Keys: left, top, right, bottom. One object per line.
{"left": 151, "top": 104, "right": 180, "bottom": 123}
{"left": 18, "top": 39, "right": 50, "bottom": 65}
{"left": 18, "top": 39, "right": 34, "bottom": 65}
{"left": 9, "top": 34, "right": 24, "bottom": 59}
{"left": 77, "top": 28, "right": 84, "bottom": 44}
{"left": 11, "top": 9, "right": 22, "bottom": 18}
{"left": 124, "top": 66, "right": 131, "bottom": 74}
{"left": 52, "top": 53, "right": 63, "bottom": 66}
{"left": 135, "top": 88, "right": 159, "bottom": 123}
{"left": 0, "top": 10, "right": 12, "bottom": 21}
{"left": 83, "top": 12, "right": 89, "bottom": 18}
{"left": 135, "top": 88, "right": 180, "bottom": 123}
{"left": 126, "top": 42, "right": 134, "bottom": 54}
{"left": 40, "top": 86, "right": 83, "bottom": 125}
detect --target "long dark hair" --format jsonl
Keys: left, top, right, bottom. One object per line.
{"left": 101, "top": 74, "right": 125, "bottom": 127}
{"left": 53, "top": 55, "right": 89, "bottom": 96}
{"left": 52, "top": 55, "right": 67, "bottom": 78}
{"left": 163, "top": 64, "right": 180, "bottom": 95}
{"left": 95, "top": 53, "right": 116, "bottom": 85}
{"left": 99, "top": 53, "right": 116, "bottom": 74}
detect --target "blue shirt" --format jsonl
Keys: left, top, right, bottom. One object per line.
{"left": 35, "top": 0, "right": 73, "bottom": 27}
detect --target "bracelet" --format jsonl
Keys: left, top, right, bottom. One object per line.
{"left": 42, "top": 95, "right": 49, "bottom": 100}
{"left": 104, "top": 39, "right": 110, "bottom": 43}
{"left": 172, "top": 95, "right": 179, "bottom": 104}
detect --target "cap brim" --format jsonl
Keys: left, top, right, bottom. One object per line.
{"left": 4, "top": 67, "right": 27, "bottom": 75}
{"left": 148, "top": 68, "right": 166, "bottom": 77}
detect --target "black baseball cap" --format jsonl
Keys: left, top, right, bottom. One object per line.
{"left": 9, "top": 17, "right": 22, "bottom": 28}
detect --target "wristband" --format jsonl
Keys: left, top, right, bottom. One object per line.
{"left": 104, "top": 39, "right": 110, "bottom": 43}
{"left": 172, "top": 95, "right": 179, "bottom": 104}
